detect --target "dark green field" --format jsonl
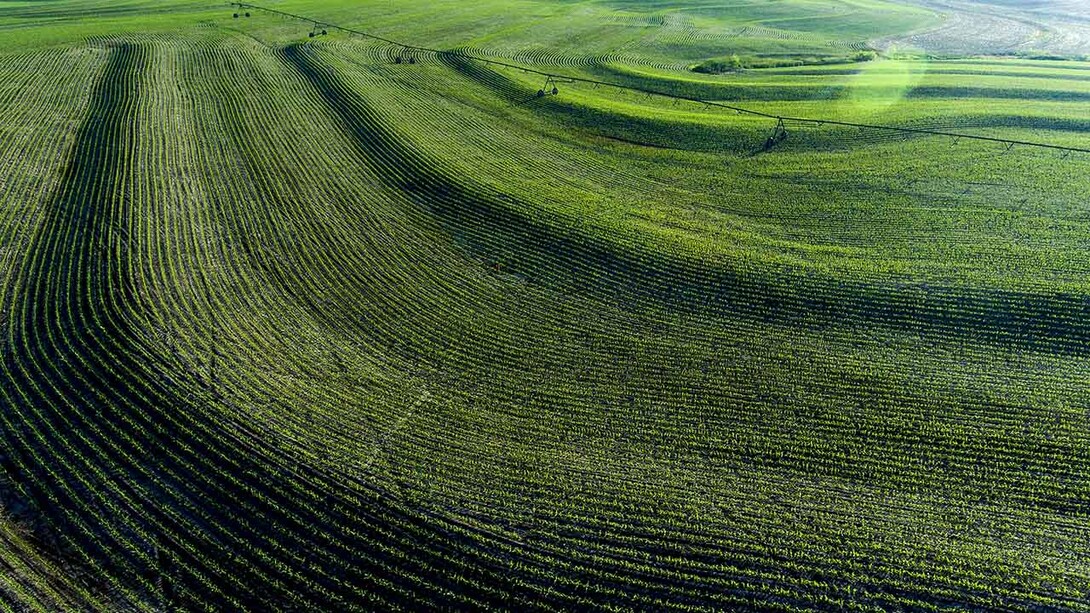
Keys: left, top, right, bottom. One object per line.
{"left": 0, "top": 0, "right": 1088, "bottom": 610}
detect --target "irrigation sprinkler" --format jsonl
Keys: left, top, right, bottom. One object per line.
{"left": 537, "top": 76, "right": 561, "bottom": 98}
{"left": 764, "top": 117, "right": 788, "bottom": 150}
{"left": 229, "top": 2, "right": 1090, "bottom": 159}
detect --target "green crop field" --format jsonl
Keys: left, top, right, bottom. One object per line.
{"left": 0, "top": 0, "right": 1088, "bottom": 610}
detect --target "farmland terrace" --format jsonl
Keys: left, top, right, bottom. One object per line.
{"left": 0, "top": 0, "right": 1088, "bottom": 611}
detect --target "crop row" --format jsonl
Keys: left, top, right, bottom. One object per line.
{"left": 0, "top": 27, "right": 1088, "bottom": 612}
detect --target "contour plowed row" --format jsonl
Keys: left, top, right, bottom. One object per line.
{"left": 0, "top": 26, "right": 1087, "bottom": 613}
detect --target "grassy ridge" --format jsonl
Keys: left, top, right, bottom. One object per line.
{"left": 0, "top": 0, "right": 1088, "bottom": 611}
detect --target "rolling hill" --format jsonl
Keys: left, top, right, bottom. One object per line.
{"left": 0, "top": 0, "right": 1088, "bottom": 610}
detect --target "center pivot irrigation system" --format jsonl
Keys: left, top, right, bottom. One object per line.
{"left": 229, "top": 1, "right": 1090, "bottom": 156}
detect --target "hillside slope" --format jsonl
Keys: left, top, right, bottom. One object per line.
{"left": 0, "top": 1, "right": 1088, "bottom": 611}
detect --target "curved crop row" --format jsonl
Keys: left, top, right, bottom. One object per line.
{"left": 0, "top": 13, "right": 1087, "bottom": 612}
